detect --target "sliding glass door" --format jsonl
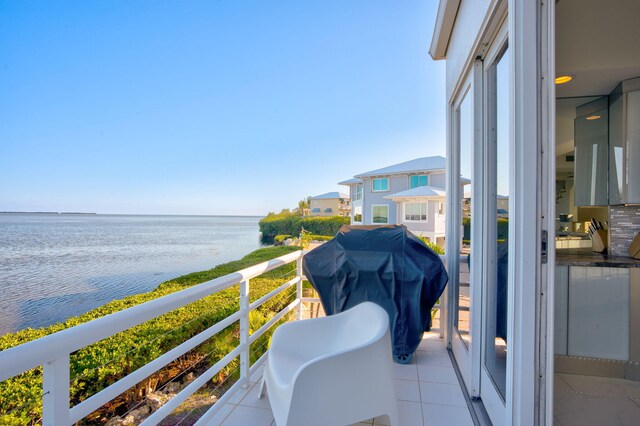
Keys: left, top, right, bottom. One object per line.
{"left": 480, "top": 30, "right": 510, "bottom": 424}
{"left": 448, "top": 74, "right": 482, "bottom": 396}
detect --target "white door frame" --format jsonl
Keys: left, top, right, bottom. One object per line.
{"left": 479, "top": 20, "right": 509, "bottom": 425}
{"left": 446, "top": 69, "right": 484, "bottom": 397}
{"left": 507, "top": 0, "right": 550, "bottom": 424}
{"left": 444, "top": 1, "right": 551, "bottom": 423}
{"left": 540, "top": 0, "right": 556, "bottom": 424}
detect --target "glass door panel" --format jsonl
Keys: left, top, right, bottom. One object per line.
{"left": 450, "top": 77, "right": 479, "bottom": 395}
{"left": 484, "top": 46, "right": 510, "bottom": 401}
{"left": 456, "top": 89, "right": 473, "bottom": 348}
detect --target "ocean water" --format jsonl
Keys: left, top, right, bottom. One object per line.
{"left": 0, "top": 213, "right": 265, "bottom": 336}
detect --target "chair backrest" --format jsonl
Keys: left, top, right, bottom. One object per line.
{"left": 329, "top": 302, "right": 389, "bottom": 352}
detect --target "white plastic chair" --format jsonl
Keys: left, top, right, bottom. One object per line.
{"left": 259, "top": 301, "right": 399, "bottom": 426}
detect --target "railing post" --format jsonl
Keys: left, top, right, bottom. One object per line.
{"left": 42, "top": 354, "right": 70, "bottom": 426}
{"left": 239, "top": 279, "right": 250, "bottom": 388}
{"left": 296, "top": 254, "right": 303, "bottom": 321}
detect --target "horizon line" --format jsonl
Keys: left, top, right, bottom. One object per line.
{"left": 0, "top": 211, "right": 267, "bottom": 218}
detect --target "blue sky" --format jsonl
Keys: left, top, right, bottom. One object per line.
{"left": 0, "top": 1, "right": 445, "bottom": 216}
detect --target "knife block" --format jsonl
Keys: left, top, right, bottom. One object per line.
{"left": 629, "top": 233, "right": 640, "bottom": 259}
{"left": 592, "top": 229, "right": 608, "bottom": 253}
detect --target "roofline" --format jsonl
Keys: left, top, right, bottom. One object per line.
{"left": 337, "top": 179, "right": 363, "bottom": 186}
{"left": 354, "top": 168, "right": 446, "bottom": 179}
{"left": 310, "top": 192, "right": 349, "bottom": 200}
{"left": 385, "top": 194, "right": 446, "bottom": 200}
{"left": 429, "top": 0, "right": 460, "bottom": 60}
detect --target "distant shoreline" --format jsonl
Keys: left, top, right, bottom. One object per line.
{"left": 0, "top": 211, "right": 97, "bottom": 215}
{"left": 0, "top": 212, "right": 264, "bottom": 217}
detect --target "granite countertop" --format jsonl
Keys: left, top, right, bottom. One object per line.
{"left": 556, "top": 248, "right": 640, "bottom": 267}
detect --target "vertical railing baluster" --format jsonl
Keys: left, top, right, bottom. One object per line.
{"left": 42, "top": 354, "right": 70, "bottom": 426}
{"left": 296, "top": 254, "right": 303, "bottom": 321}
{"left": 239, "top": 279, "right": 250, "bottom": 388}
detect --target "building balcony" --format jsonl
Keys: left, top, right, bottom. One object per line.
{"left": 0, "top": 250, "right": 473, "bottom": 426}
{"left": 207, "top": 331, "right": 473, "bottom": 426}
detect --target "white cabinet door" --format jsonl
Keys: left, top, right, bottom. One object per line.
{"left": 626, "top": 90, "right": 640, "bottom": 203}
{"left": 609, "top": 79, "right": 640, "bottom": 204}
{"left": 554, "top": 266, "right": 569, "bottom": 355}
{"left": 568, "top": 267, "right": 629, "bottom": 360}
{"left": 574, "top": 98, "right": 609, "bottom": 206}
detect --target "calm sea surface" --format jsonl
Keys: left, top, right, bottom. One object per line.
{"left": 0, "top": 213, "right": 265, "bottom": 335}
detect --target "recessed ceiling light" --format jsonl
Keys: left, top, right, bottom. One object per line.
{"left": 555, "top": 75, "right": 573, "bottom": 85}
{"left": 586, "top": 115, "right": 601, "bottom": 120}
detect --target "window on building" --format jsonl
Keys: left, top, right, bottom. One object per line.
{"left": 372, "top": 178, "right": 389, "bottom": 192}
{"left": 372, "top": 205, "right": 389, "bottom": 224}
{"left": 353, "top": 185, "right": 363, "bottom": 201}
{"left": 353, "top": 206, "right": 363, "bottom": 223}
{"left": 404, "top": 203, "right": 427, "bottom": 221}
{"left": 409, "top": 175, "right": 429, "bottom": 188}
{"left": 438, "top": 202, "right": 444, "bottom": 215}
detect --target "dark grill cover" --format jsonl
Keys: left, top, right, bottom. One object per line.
{"left": 302, "top": 225, "right": 448, "bottom": 362}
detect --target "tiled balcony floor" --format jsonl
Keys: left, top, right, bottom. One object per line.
{"left": 205, "top": 331, "right": 474, "bottom": 426}
{"left": 554, "top": 373, "right": 640, "bottom": 426}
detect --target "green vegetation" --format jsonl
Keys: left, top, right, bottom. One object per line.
{"left": 259, "top": 212, "right": 349, "bottom": 238}
{"left": 274, "top": 234, "right": 293, "bottom": 244}
{"left": 297, "top": 216, "right": 350, "bottom": 236}
{"left": 463, "top": 217, "right": 508, "bottom": 241}
{"left": 417, "top": 236, "right": 445, "bottom": 255}
{"left": 259, "top": 212, "right": 301, "bottom": 237}
{"left": 306, "top": 234, "right": 333, "bottom": 242}
{"left": 0, "top": 246, "right": 301, "bottom": 425}
{"left": 297, "top": 197, "right": 310, "bottom": 214}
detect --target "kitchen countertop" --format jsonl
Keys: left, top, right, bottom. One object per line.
{"left": 556, "top": 248, "right": 640, "bottom": 267}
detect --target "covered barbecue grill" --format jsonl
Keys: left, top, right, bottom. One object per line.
{"left": 302, "top": 225, "right": 448, "bottom": 363}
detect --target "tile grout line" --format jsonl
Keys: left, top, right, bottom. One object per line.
{"left": 556, "top": 374, "right": 576, "bottom": 393}
{"left": 416, "top": 352, "right": 426, "bottom": 425}
{"left": 218, "top": 403, "right": 237, "bottom": 426}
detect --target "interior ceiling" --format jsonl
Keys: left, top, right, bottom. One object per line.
{"left": 556, "top": 0, "right": 640, "bottom": 98}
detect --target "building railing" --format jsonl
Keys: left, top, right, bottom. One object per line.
{"left": 0, "top": 250, "right": 448, "bottom": 426}
{"left": 0, "top": 250, "right": 307, "bottom": 426}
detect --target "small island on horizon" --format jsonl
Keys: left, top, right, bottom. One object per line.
{"left": 0, "top": 211, "right": 98, "bottom": 215}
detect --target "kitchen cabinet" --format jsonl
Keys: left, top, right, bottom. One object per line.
{"left": 554, "top": 265, "right": 629, "bottom": 360}
{"left": 574, "top": 97, "right": 609, "bottom": 206}
{"left": 555, "top": 266, "right": 569, "bottom": 355}
{"left": 609, "top": 77, "right": 640, "bottom": 204}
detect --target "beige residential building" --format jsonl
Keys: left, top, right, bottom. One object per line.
{"left": 309, "top": 192, "right": 350, "bottom": 217}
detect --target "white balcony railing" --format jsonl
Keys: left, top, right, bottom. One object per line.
{"left": 0, "top": 250, "right": 307, "bottom": 426}
{"left": 0, "top": 250, "right": 446, "bottom": 426}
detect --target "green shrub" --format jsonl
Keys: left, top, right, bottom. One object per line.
{"left": 274, "top": 235, "right": 293, "bottom": 244}
{"left": 417, "top": 236, "right": 445, "bottom": 255}
{"left": 295, "top": 216, "right": 349, "bottom": 236}
{"left": 0, "top": 245, "right": 301, "bottom": 425}
{"left": 307, "top": 234, "right": 332, "bottom": 242}
{"left": 259, "top": 214, "right": 349, "bottom": 237}
{"left": 463, "top": 217, "right": 471, "bottom": 241}
{"left": 426, "top": 241, "right": 445, "bottom": 255}
{"left": 258, "top": 212, "right": 300, "bottom": 237}
{"left": 463, "top": 217, "right": 508, "bottom": 241}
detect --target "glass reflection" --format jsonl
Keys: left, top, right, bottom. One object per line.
{"left": 455, "top": 88, "right": 473, "bottom": 347}
{"left": 484, "top": 46, "right": 509, "bottom": 400}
